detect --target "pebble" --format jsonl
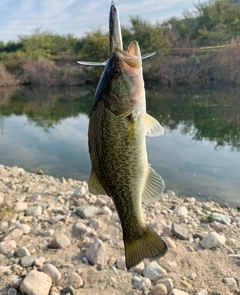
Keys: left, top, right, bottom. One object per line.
{"left": 42, "top": 229, "right": 55, "bottom": 237}
{"left": 72, "top": 221, "right": 87, "bottom": 235}
{"left": 152, "top": 284, "right": 168, "bottom": 295}
{"left": 222, "top": 277, "right": 237, "bottom": 287}
{"left": 8, "top": 288, "right": 17, "bottom": 295}
{"left": 156, "top": 278, "right": 174, "bottom": 292}
{"left": 25, "top": 205, "right": 42, "bottom": 216}
{"left": 34, "top": 256, "right": 46, "bottom": 267}
{"left": 162, "top": 236, "right": 177, "bottom": 248}
{"left": 61, "top": 285, "right": 75, "bottom": 295}
{"left": 85, "top": 239, "right": 109, "bottom": 265}
{"left": 88, "top": 218, "right": 101, "bottom": 230}
{"left": 196, "top": 289, "right": 208, "bottom": 295}
{"left": 143, "top": 261, "right": 167, "bottom": 281}
{"left": 74, "top": 186, "right": 87, "bottom": 197}
{"left": 174, "top": 206, "right": 188, "bottom": 217}
{"left": 200, "top": 232, "right": 226, "bottom": 249}
{"left": 20, "top": 270, "right": 52, "bottom": 295}
{"left": 212, "top": 213, "right": 232, "bottom": 225}
{"left": 2, "top": 228, "right": 23, "bottom": 241}
{"left": 16, "top": 246, "right": 31, "bottom": 257}
{"left": 49, "top": 234, "right": 71, "bottom": 249}
{"left": 75, "top": 206, "right": 98, "bottom": 219}
{"left": 42, "top": 263, "right": 61, "bottom": 282}
{"left": 171, "top": 223, "right": 188, "bottom": 240}
{"left": 0, "top": 240, "right": 17, "bottom": 255}
{"left": 133, "top": 261, "right": 145, "bottom": 274}
{"left": 169, "top": 289, "right": 190, "bottom": 295}
{"left": 15, "top": 224, "right": 31, "bottom": 234}
{"left": 101, "top": 205, "right": 112, "bottom": 216}
{"left": 116, "top": 256, "right": 126, "bottom": 270}
{"left": 14, "top": 202, "right": 28, "bottom": 212}
{"left": 68, "top": 272, "right": 84, "bottom": 288}
{"left": 132, "top": 276, "right": 151, "bottom": 289}
{"left": 20, "top": 254, "right": 37, "bottom": 267}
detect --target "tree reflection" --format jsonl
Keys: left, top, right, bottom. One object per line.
{"left": 0, "top": 85, "right": 239, "bottom": 150}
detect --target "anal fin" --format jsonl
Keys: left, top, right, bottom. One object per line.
{"left": 88, "top": 169, "right": 106, "bottom": 195}
{"left": 145, "top": 114, "right": 164, "bottom": 137}
{"left": 142, "top": 166, "right": 165, "bottom": 202}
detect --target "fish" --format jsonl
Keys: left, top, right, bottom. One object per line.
{"left": 87, "top": 39, "right": 168, "bottom": 269}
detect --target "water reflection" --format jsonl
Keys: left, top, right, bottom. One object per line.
{"left": 0, "top": 85, "right": 239, "bottom": 206}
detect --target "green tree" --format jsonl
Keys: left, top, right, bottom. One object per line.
{"left": 129, "top": 17, "right": 171, "bottom": 55}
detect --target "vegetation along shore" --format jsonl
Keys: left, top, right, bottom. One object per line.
{"left": 0, "top": 164, "right": 239, "bottom": 294}
{"left": 1, "top": 0, "right": 240, "bottom": 87}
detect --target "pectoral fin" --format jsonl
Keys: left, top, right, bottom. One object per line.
{"left": 88, "top": 170, "right": 106, "bottom": 195}
{"left": 145, "top": 114, "right": 164, "bottom": 137}
{"left": 142, "top": 166, "right": 165, "bottom": 202}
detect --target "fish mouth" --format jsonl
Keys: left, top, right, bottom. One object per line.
{"left": 114, "top": 41, "right": 142, "bottom": 69}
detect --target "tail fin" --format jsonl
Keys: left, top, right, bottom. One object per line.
{"left": 124, "top": 225, "right": 168, "bottom": 269}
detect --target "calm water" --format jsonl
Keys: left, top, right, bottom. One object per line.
{"left": 0, "top": 85, "right": 239, "bottom": 207}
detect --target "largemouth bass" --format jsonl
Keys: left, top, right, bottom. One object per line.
{"left": 88, "top": 40, "right": 168, "bottom": 269}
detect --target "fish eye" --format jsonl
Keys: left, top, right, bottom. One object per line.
{"left": 112, "top": 66, "right": 121, "bottom": 76}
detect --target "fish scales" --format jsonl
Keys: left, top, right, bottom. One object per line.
{"left": 89, "top": 102, "right": 147, "bottom": 237}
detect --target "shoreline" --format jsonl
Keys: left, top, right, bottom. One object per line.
{"left": 0, "top": 164, "right": 239, "bottom": 294}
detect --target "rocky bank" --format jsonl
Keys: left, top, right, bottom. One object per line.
{"left": 0, "top": 165, "right": 239, "bottom": 295}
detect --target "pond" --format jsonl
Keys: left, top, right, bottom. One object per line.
{"left": 0, "top": 85, "right": 239, "bottom": 207}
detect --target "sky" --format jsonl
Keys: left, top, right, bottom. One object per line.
{"left": 0, "top": 0, "right": 197, "bottom": 43}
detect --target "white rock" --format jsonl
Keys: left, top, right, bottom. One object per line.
{"left": 20, "top": 270, "right": 52, "bottom": 295}
{"left": 101, "top": 206, "right": 112, "bottom": 216}
{"left": 68, "top": 272, "right": 84, "bottom": 289}
{"left": 15, "top": 224, "right": 31, "bottom": 234}
{"left": 116, "top": 256, "right": 126, "bottom": 270}
{"left": 196, "top": 289, "right": 208, "bottom": 295}
{"left": 156, "top": 278, "right": 174, "bottom": 292}
{"left": 85, "top": 239, "right": 109, "bottom": 265}
{"left": 0, "top": 195, "right": 4, "bottom": 204}
{"left": 222, "top": 277, "right": 237, "bottom": 287}
{"left": 0, "top": 240, "right": 17, "bottom": 255}
{"left": 42, "top": 264, "right": 61, "bottom": 282}
{"left": 0, "top": 221, "right": 8, "bottom": 232}
{"left": 169, "top": 289, "right": 190, "bottom": 295}
{"left": 74, "top": 186, "right": 87, "bottom": 197}
{"left": 174, "top": 206, "right": 188, "bottom": 217}
{"left": 2, "top": 229, "right": 23, "bottom": 241}
{"left": 72, "top": 221, "right": 87, "bottom": 235}
{"left": 132, "top": 276, "right": 151, "bottom": 289}
{"left": 133, "top": 261, "right": 145, "bottom": 274}
{"left": 152, "top": 284, "right": 168, "bottom": 295}
{"left": 30, "top": 194, "right": 42, "bottom": 201}
{"left": 49, "top": 234, "right": 71, "bottom": 249}
{"left": 34, "top": 256, "right": 46, "bottom": 267}
{"left": 25, "top": 205, "right": 42, "bottom": 216}
{"left": 42, "top": 229, "right": 55, "bottom": 237}
{"left": 143, "top": 261, "right": 167, "bottom": 281}
{"left": 14, "top": 202, "right": 28, "bottom": 212}
{"left": 200, "top": 232, "right": 226, "bottom": 249}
